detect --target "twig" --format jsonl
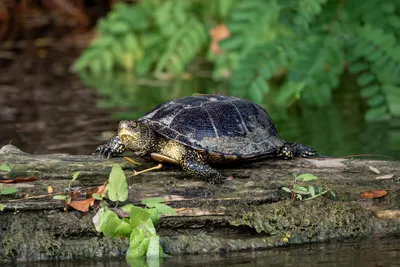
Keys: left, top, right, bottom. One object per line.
{"left": 304, "top": 189, "right": 330, "bottom": 201}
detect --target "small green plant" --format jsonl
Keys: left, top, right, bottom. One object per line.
{"left": 0, "top": 187, "right": 17, "bottom": 195}
{"left": 0, "top": 162, "right": 16, "bottom": 195}
{"left": 0, "top": 203, "right": 6, "bottom": 211}
{"left": 282, "top": 173, "right": 334, "bottom": 201}
{"left": 92, "top": 163, "right": 175, "bottom": 263}
{"left": 53, "top": 171, "right": 81, "bottom": 203}
{"left": 0, "top": 163, "right": 11, "bottom": 172}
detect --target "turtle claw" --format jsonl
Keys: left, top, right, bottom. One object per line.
{"left": 93, "top": 144, "right": 110, "bottom": 158}
{"left": 295, "top": 144, "right": 316, "bottom": 158}
{"left": 94, "top": 145, "right": 119, "bottom": 158}
{"left": 93, "top": 134, "right": 125, "bottom": 158}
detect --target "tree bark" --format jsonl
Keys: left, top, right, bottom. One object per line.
{"left": 0, "top": 144, "right": 399, "bottom": 262}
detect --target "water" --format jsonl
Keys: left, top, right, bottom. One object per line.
{"left": 11, "top": 238, "right": 400, "bottom": 266}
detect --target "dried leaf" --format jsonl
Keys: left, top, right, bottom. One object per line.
{"left": 175, "top": 208, "right": 186, "bottom": 213}
{"left": 375, "top": 174, "right": 394, "bottom": 180}
{"left": 0, "top": 176, "right": 39, "bottom": 183}
{"left": 48, "top": 186, "right": 53, "bottom": 194}
{"left": 209, "top": 24, "right": 230, "bottom": 55}
{"left": 86, "top": 183, "right": 107, "bottom": 197}
{"left": 368, "top": 166, "right": 380, "bottom": 174}
{"left": 96, "top": 184, "right": 107, "bottom": 195}
{"left": 69, "top": 198, "right": 95, "bottom": 212}
{"left": 124, "top": 156, "right": 141, "bottom": 166}
{"left": 360, "top": 190, "right": 387, "bottom": 199}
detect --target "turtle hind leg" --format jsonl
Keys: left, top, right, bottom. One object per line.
{"left": 294, "top": 143, "right": 316, "bottom": 157}
{"left": 277, "top": 143, "right": 316, "bottom": 159}
{"left": 180, "top": 150, "right": 222, "bottom": 184}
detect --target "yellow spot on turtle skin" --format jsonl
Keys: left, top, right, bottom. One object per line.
{"left": 157, "top": 140, "right": 188, "bottom": 163}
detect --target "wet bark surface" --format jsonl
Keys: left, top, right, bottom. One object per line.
{"left": 0, "top": 144, "right": 399, "bottom": 262}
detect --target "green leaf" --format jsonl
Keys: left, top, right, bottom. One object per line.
{"left": 146, "top": 236, "right": 160, "bottom": 259}
{"left": 248, "top": 77, "right": 268, "bottom": 104}
{"left": 0, "top": 163, "right": 11, "bottom": 172}
{"left": 367, "top": 94, "right": 386, "bottom": 107}
{"left": 275, "top": 81, "right": 305, "bottom": 106}
{"left": 147, "top": 208, "right": 161, "bottom": 226}
{"left": 53, "top": 195, "right": 67, "bottom": 200}
{"left": 0, "top": 204, "right": 6, "bottom": 211}
{"left": 281, "top": 187, "right": 292, "bottom": 193}
{"left": 382, "top": 84, "right": 400, "bottom": 97}
{"left": 141, "top": 197, "right": 165, "bottom": 207}
{"left": 90, "top": 36, "right": 114, "bottom": 48}
{"left": 0, "top": 187, "right": 17, "bottom": 195}
{"left": 154, "top": 203, "right": 176, "bottom": 215}
{"left": 110, "top": 41, "right": 125, "bottom": 68}
{"left": 361, "top": 85, "right": 380, "bottom": 98}
{"left": 102, "top": 51, "right": 114, "bottom": 71}
{"left": 357, "top": 73, "right": 375, "bottom": 87}
{"left": 123, "top": 33, "right": 139, "bottom": 52}
{"left": 121, "top": 204, "right": 135, "bottom": 214}
{"left": 293, "top": 185, "right": 308, "bottom": 192}
{"left": 365, "top": 105, "right": 388, "bottom": 121}
{"left": 92, "top": 193, "right": 102, "bottom": 200}
{"left": 100, "top": 209, "right": 122, "bottom": 238}
{"left": 349, "top": 62, "right": 369, "bottom": 74}
{"left": 89, "top": 59, "right": 102, "bottom": 76}
{"left": 130, "top": 228, "right": 146, "bottom": 249}
{"left": 127, "top": 237, "right": 150, "bottom": 259}
{"left": 108, "top": 21, "right": 131, "bottom": 35}
{"left": 108, "top": 164, "right": 128, "bottom": 202}
{"left": 72, "top": 171, "right": 80, "bottom": 181}
{"left": 115, "top": 221, "right": 132, "bottom": 237}
{"left": 296, "top": 174, "right": 318, "bottom": 181}
{"left": 308, "top": 185, "right": 316, "bottom": 197}
{"left": 72, "top": 49, "right": 98, "bottom": 71}
{"left": 130, "top": 206, "right": 150, "bottom": 228}
{"left": 138, "top": 219, "right": 157, "bottom": 236}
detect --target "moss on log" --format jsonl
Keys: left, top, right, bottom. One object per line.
{"left": 0, "top": 144, "right": 399, "bottom": 262}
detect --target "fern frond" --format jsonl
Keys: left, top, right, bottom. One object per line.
{"left": 287, "top": 35, "right": 344, "bottom": 106}
{"left": 345, "top": 23, "right": 400, "bottom": 120}
{"left": 292, "top": 0, "right": 327, "bottom": 32}
{"left": 220, "top": 0, "right": 281, "bottom": 54}
{"left": 154, "top": 18, "right": 207, "bottom": 76}
{"left": 229, "top": 39, "right": 295, "bottom": 103}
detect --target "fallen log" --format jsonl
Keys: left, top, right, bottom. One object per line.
{"left": 0, "top": 144, "right": 399, "bottom": 262}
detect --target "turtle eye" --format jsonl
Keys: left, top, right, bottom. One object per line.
{"left": 131, "top": 122, "right": 137, "bottom": 128}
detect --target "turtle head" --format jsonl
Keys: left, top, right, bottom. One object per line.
{"left": 118, "top": 120, "right": 155, "bottom": 156}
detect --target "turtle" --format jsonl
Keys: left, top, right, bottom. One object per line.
{"left": 94, "top": 95, "right": 316, "bottom": 183}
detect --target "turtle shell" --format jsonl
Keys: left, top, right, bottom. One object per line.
{"left": 139, "top": 95, "right": 285, "bottom": 157}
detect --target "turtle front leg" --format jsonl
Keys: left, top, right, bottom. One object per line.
{"left": 180, "top": 150, "right": 222, "bottom": 184}
{"left": 94, "top": 133, "right": 125, "bottom": 158}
